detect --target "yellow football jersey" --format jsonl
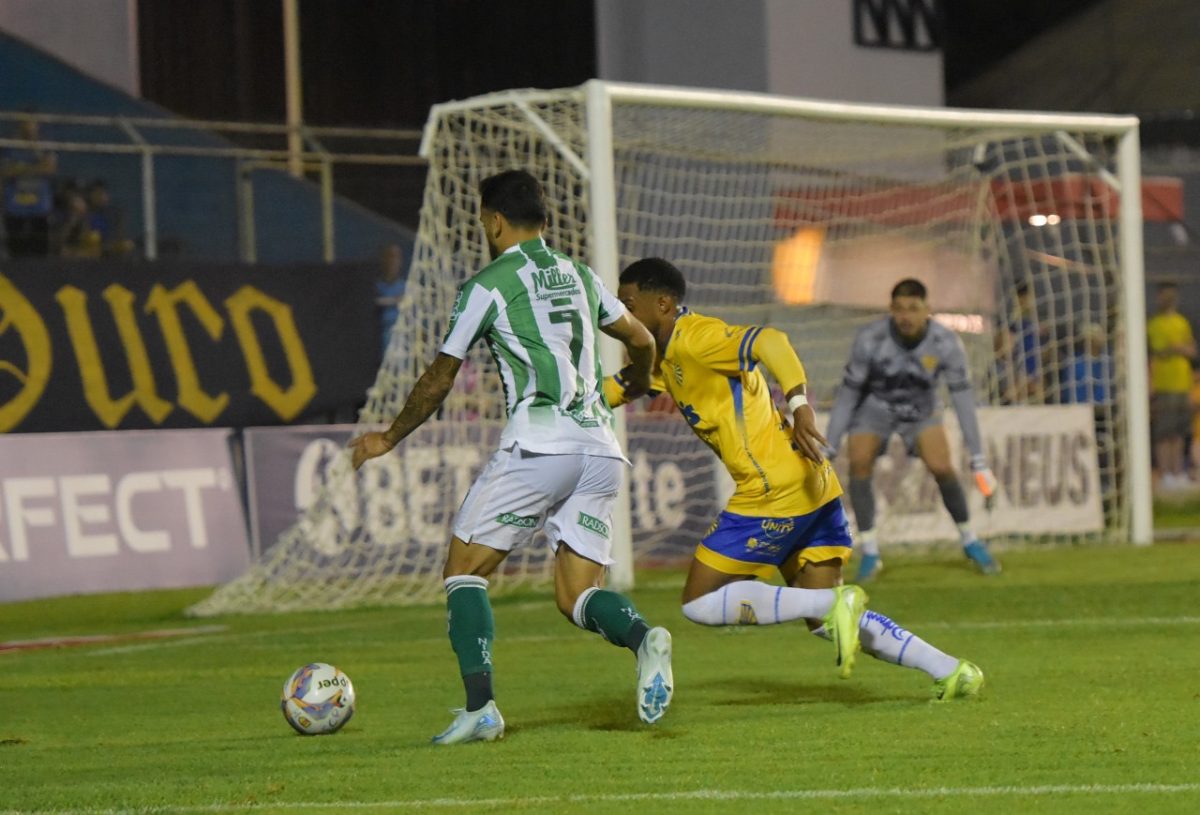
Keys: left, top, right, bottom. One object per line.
{"left": 654, "top": 310, "right": 841, "bottom": 517}
{"left": 1148, "top": 312, "right": 1194, "bottom": 394}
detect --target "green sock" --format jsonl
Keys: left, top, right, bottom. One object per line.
{"left": 445, "top": 576, "right": 495, "bottom": 701}
{"left": 572, "top": 587, "right": 651, "bottom": 653}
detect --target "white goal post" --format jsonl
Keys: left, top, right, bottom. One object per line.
{"left": 190, "top": 80, "right": 1150, "bottom": 616}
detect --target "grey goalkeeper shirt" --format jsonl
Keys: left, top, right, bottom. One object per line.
{"left": 825, "top": 317, "right": 984, "bottom": 458}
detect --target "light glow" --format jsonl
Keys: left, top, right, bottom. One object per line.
{"left": 771, "top": 227, "right": 825, "bottom": 304}
{"left": 1028, "top": 213, "right": 1061, "bottom": 227}
{"left": 933, "top": 312, "right": 985, "bottom": 334}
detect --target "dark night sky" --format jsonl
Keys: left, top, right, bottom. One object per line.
{"left": 944, "top": 0, "right": 1103, "bottom": 90}
{"left": 138, "top": 0, "right": 1106, "bottom": 129}
{"left": 133, "top": 0, "right": 1108, "bottom": 230}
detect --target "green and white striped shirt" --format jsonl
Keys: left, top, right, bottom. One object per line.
{"left": 440, "top": 237, "right": 627, "bottom": 459}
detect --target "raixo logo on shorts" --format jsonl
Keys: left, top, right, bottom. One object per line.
{"left": 496, "top": 512, "right": 538, "bottom": 528}
{"left": 577, "top": 511, "right": 610, "bottom": 538}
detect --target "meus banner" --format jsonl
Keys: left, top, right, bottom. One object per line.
{"left": 815, "top": 404, "right": 1105, "bottom": 544}
{"left": 0, "top": 260, "right": 379, "bottom": 432}
{"left": 0, "top": 429, "right": 250, "bottom": 602}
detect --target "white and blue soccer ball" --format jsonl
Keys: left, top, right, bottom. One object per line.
{"left": 281, "top": 662, "right": 356, "bottom": 735}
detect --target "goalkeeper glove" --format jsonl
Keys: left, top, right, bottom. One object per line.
{"left": 970, "top": 454, "right": 997, "bottom": 509}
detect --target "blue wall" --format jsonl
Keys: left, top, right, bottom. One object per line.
{"left": 0, "top": 29, "right": 415, "bottom": 265}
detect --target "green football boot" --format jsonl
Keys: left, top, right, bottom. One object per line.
{"left": 933, "top": 659, "right": 985, "bottom": 701}
{"left": 822, "top": 584, "right": 868, "bottom": 679}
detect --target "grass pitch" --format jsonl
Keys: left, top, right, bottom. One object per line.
{"left": 3, "top": 543, "right": 1200, "bottom": 814}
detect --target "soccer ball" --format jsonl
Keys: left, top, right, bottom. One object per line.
{"left": 281, "top": 662, "right": 356, "bottom": 735}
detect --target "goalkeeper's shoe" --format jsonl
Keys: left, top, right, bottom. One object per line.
{"left": 431, "top": 700, "right": 505, "bottom": 745}
{"left": 636, "top": 626, "right": 674, "bottom": 724}
{"left": 822, "top": 585, "right": 868, "bottom": 679}
{"left": 854, "top": 553, "right": 883, "bottom": 583}
{"left": 963, "top": 540, "right": 1001, "bottom": 575}
{"left": 933, "top": 659, "right": 985, "bottom": 701}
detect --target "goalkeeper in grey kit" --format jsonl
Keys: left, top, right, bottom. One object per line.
{"left": 824, "top": 278, "right": 1000, "bottom": 580}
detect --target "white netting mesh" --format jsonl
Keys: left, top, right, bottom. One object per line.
{"left": 190, "top": 86, "right": 1133, "bottom": 615}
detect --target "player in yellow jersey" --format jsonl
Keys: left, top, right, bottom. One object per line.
{"left": 1148, "top": 282, "right": 1196, "bottom": 490}
{"left": 606, "top": 258, "right": 984, "bottom": 698}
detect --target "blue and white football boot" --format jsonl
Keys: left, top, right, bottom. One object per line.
{"left": 854, "top": 552, "right": 883, "bottom": 582}
{"left": 431, "top": 700, "right": 505, "bottom": 745}
{"left": 963, "top": 539, "right": 1001, "bottom": 575}
{"left": 636, "top": 627, "right": 674, "bottom": 724}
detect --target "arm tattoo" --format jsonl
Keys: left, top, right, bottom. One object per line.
{"left": 383, "top": 355, "right": 459, "bottom": 447}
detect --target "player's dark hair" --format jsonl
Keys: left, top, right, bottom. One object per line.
{"left": 620, "top": 257, "right": 687, "bottom": 300}
{"left": 479, "top": 169, "right": 547, "bottom": 228}
{"left": 891, "top": 278, "right": 927, "bottom": 301}
{"left": 1157, "top": 281, "right": 1179, "bottom": 292}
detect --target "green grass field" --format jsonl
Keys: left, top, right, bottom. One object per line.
{"left": 4, "top": 543, "right": 1200, "bottom": 815}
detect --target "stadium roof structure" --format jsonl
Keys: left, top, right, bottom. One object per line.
{"left": 949, "top": 0, "right": 1200, "bottom": 115}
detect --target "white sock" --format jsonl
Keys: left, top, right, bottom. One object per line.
{"left": 957, "top": 522, "right": 976, "bottom": 546}
{"left": 858, "top": 609, "right": 959, "bottom": 679}
{"left": 858, "top": 529, "right": 880, "bottom": 556}
{"left": 681, "top": 582, "right": 835, "bottom": 626}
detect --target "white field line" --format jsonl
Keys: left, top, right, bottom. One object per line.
{"left": 82, "top": 613, "right": 1200, "bottom": 657}
{"left": 84, "top": 617, "right": 410, "bottom": 657}
{"left": 0, "top": 626, "right": 228, "bottom": 655}
{"left": 919, "top": 615, "right": 1200, "bottom": 630}
{"left": 10, "top": 782, "right": 1200, "bottom": 814}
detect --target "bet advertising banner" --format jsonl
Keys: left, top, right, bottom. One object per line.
{"left": 0, "top": 429, "right": 250, "bottom": 602}
{"left": 242, "top": 416, "right": 719, "bottom": 563}
{"left": 815, "top": 404, "right": 1106, "bottom": 544}
{"left": 0, "top": 259, "right": 379, "bottom": 433}
{"left": 241, "top": 404, "right": 1100, "bottom": 572}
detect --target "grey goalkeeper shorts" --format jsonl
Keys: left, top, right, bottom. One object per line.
{"left": 847, "top": 395, "right": 944, "bottom": 457}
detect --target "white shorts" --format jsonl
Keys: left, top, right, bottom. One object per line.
{"left": 451, "top": 445, "right": 626, "bottom": 565}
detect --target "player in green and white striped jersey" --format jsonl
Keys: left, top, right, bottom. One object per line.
{"left": 350, "top": 170, "right": 673, "bottom": 743}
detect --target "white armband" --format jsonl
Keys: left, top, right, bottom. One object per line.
{"left": 787, "top": 393, "right": 808, "bottom": 413}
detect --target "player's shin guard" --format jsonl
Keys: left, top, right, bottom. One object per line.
{"left": 445, "top": 575, "right": 495, "bottom": 710}
{"left": 681, "top": 581, "right": 835, "bottom": 625}
{"left": 936, "top": 474, "right": 971, "bottom": 525}
{"left": 857, "top": 609, "right": 959, "bottom": 679}
{"left": 572, "top": 587, "right": 650, "bottom": 653}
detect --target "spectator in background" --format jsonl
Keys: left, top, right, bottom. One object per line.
{"left": 1062, "top": 323, "right": 1113, "bottom": 405}
{"left": 1009, "top": 280, "right": 1047, "bottom": 403}
{"left": 1147, "top": 282, "right": 1195, "bottom": 491}
{"left": 375, "top": 242, "right": 406, "bottom": 351}
{"left": 85, "top": 180, "right": 135, "bottom": 257}
{"left": 1064, "top": 323, "right": 1117, "bottom": 514}
{"left": 989, "top": 324, "right": 1018, "bottom": 405}
{"left": 1, "top": 116, "right": 57, "bottom": 258}
{"left": 55, "top": 186, "right": 102, "bottom": 258}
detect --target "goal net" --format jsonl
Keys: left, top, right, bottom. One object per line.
{"left": 190, "top": 81, "right": 1148, "bottom": 615}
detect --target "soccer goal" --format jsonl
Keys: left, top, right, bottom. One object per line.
{"left": 189, "top": 81, "right": 1149, "bottom": 616}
